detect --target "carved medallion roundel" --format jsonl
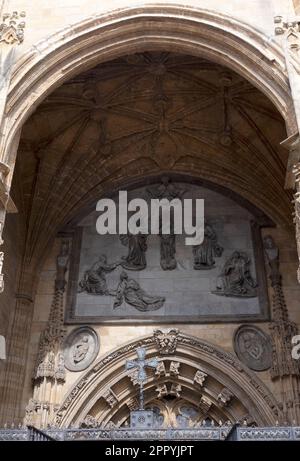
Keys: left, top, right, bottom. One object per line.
{"left": 64, "top": 327, "right": 100, "bottom": 372}
{"left": 233, "top": 325, "right": 272, "bottom": 372}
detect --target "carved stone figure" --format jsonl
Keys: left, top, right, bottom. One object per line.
{"left": 81, "top": 414, "right": 99, "bottom": 428}
{"left": 153, "top": 328, "right": 179, "bottom": 354}
{"left": 234, "top": 325, "right": 272, "bottom": 371}
{"left": 72, "top": 336, "right": 89, "bottom": 364}
{"left": 147, "top": 178, "right": 186, "bottom": 271}
{"left": 55, "top": 352, "right": 66, "bottom": 381}
{"left": 120, "top": 233, "right": 148, "bottom": 270}
{"left": 217, "top": 388, "right": 233, "bottom": 407}
{"left": 160, "top": 226, "right": 177, "bottom": 270}
{"left": 263, "top": 235, "right": 280, "bottom": 285}
{"left": 194, "top": 370, "right": 208, "bottom": 387}
{"left": 169, "top": 361, "right": 180, "bottom": 376}
{"left": 113, "top": 271, "right": 165, "bottom": 312}
{"left": 170, "top": 383, "right": 182, "bottom": 398}
{"left": 24, "top": 398, "right": 37, "bottom": 426}
{"left": 103, "top": 389, "right": 118, "bottom": 408}
{"left": 193, "top": 224, "right": 223, "bottom": 269}
{"left": 64, "top": 327, "right": 99, "bottom": 372}
{"left": 213, "top": 251, "right": 257, "bottom": 297}
{"left": 56, "top": 239, "right": 70, "bottom": 290}
{"left": 78, "top": 254, "right": 120, "bottom": 294}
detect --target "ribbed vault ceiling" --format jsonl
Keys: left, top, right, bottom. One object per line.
{"left": 15, "top": 51, "right": 290, "bottom": 269}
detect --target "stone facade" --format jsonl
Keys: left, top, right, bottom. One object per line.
{"left": 0, "top": 0, "right": 299, "bottom": 431}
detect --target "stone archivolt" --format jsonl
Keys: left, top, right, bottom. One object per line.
{"left": 0, "top": 6, "right": 299, "bottom": 430}
{"left": 50, "top": 330, "right": 280, "bottom": 429}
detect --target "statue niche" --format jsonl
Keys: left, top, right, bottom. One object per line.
{"left": 193, "top": 224, "right": 223, "bottom": 270}
{"left": 213, "top": 251, "right": 257, "bottom": 298}
{"left": 113, "top": 271, "right": 165, "bottom": 312}
{"left": 78, "top": 254, "right": 120, "bottom": 295}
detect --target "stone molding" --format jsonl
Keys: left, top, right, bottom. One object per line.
{"left": 54, "top": 331, "right": 280, "bottom": 428}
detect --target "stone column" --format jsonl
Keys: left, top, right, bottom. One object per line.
{"left": 264, "top": 235, "right": 300, "bottom": 424}
{"left": 26, "top": 238, "right": 70, "bottom": 428}
{"left": 0, "top": 9, "right": 27, "bottom": 293}
{"left": 0, "top": 291, "right": 34, "bottom": 425}
{"left": 273, "top": 7, "right": 300, "bottom": 281}
{"left": 294, "top": 162, "right": 300, "bottom": 283}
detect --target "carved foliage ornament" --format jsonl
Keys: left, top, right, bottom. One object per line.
{"left": 194, "top": 370, "right": 208, "bottom": 387}
{"left": 154, "top": 328, "right": 179, "bottom": 355}
{"left": 0, "top": 11, "right": 26, "bottom": 45}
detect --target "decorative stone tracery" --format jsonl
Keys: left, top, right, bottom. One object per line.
{"left": 27, "top": 238, "right": 71, "bottom": 427}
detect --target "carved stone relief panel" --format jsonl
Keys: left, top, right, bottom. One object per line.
{"left": 64, "top": 327, "right": 99, "bottom": 372}
{"left": 66, "top": 182, "right": 270, "bottom": 323}
{"left": 233, "top": 325, "right": 272, "bottom": 371}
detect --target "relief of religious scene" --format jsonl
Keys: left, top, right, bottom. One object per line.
{"left": 68, "top": 182, "right": 267, "bottom": 322}
{"left": 213, "top": 251, "right": 257, "bottom": 298}
{"left": 113, "top": 271, "right": 165, "bottom": 312}
{"left": 64, "top": 327, "right": 99, "bottom": 372}
{"left": 192, "top": 223, "right": 223, "bottom": 270}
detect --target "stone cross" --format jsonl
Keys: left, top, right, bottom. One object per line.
{"left": 125, "top": 347, "right": 158, "bottom": 410}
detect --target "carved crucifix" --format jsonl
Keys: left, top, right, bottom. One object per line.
{"left": 125, "top": 347, "right": 158, "bottom": 410}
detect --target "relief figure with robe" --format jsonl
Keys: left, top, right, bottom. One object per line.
{"left": 213, "top": 251, "right": 257, "bottom": 297}
{"left": 78, "top": 254, "right": 120, "bottom": 295}
{"left": 120, "top": 233, "right": 147, "bottom": 270}
{"left": 193, "top": 224, "right": 223, "bottom": 270}
{"left": 113, "top": 271, "right": 165, "bottom": 312}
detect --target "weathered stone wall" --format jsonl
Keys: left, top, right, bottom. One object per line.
{"left": 0, "top": 0, "right": 300, "bottom": 425}
{"left": 6, "top": 0, "right": 282, "bottom": 59}
{"left": 21, "top": 223, "right": 300, "bottom": 421}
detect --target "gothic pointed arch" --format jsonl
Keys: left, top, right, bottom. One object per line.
{"left": 55, "top": 330, "right": 280, "bottom": 428}
{"left": 1, "top": 4, "right": 296, "bottom": 179}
